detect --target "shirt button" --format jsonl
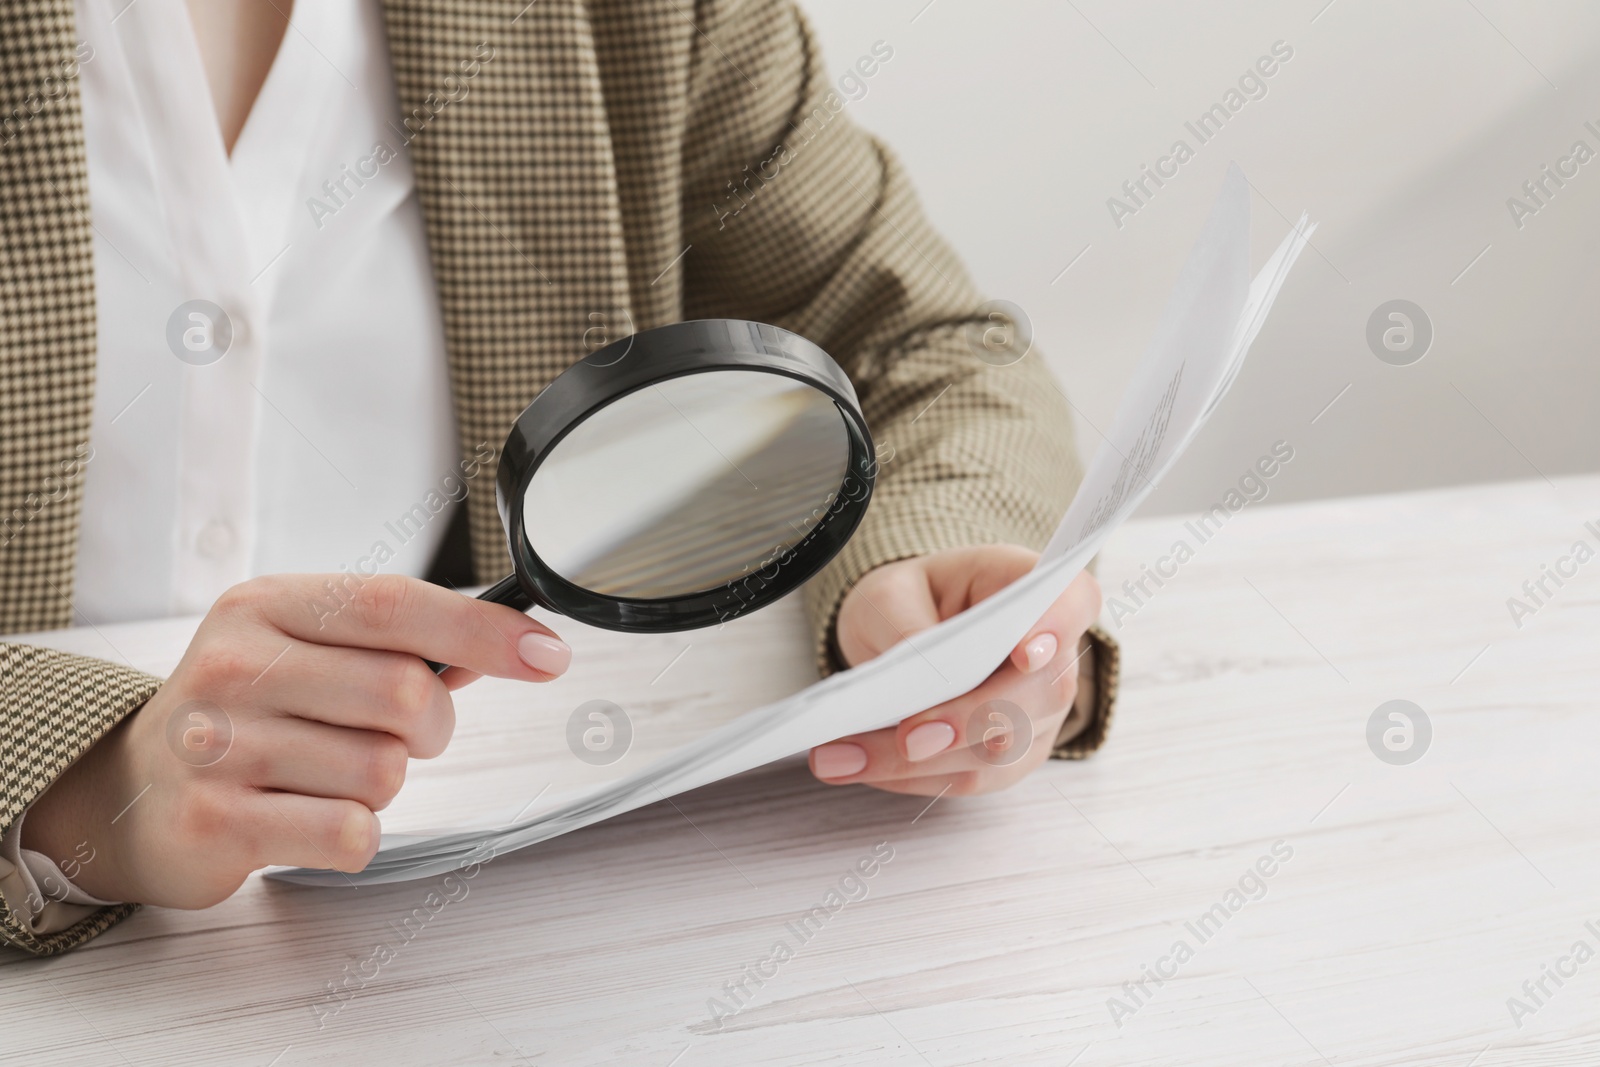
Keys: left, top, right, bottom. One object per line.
{"left": 196, "top": 519, "right": 236, "bottom": 560}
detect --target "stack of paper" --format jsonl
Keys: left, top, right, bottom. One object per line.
{"left": 270, "top": 164, "right": 1312, "bottom": 886}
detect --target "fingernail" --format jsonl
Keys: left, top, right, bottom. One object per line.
{"left": 340, "top": 809, "right": 375, "bottom": 860}
{"left": 905, "top": 720, "right": 956, "bottom": 762}
{"left": 518, "top": 632, "right": 571, "bottom": 676}
{"left": 1023, "top": 633, "right": 1058, "bottom": 673}
{"left": 813, "top": 743, "right": 868, "bottom": 779}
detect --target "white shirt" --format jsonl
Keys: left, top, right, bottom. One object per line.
{"left": 0, "top": 0, "right": 461, "bottom": 934}
{"left": 72, "top": 0, "right": 458, "bottom": 624}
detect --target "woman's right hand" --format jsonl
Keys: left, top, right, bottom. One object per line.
{"left": 21, "top": 573, "right": 570, "bottom": 908}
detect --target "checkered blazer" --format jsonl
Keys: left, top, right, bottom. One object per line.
{"left": 0, "top": 0, "right": 1119, "bottom": 955}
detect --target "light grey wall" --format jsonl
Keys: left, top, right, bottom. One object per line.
{"left": 801, "top": 0, "right": 1600, "bottom": 515}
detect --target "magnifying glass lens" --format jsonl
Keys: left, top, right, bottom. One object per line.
{"left": 521, "top": 371, "right": 851, "bottom": 599}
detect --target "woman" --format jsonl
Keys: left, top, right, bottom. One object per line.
{"left": 0, "top": 0, "right": 1114, "bottom": 956}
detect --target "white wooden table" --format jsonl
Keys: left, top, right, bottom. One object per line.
{"left": 6, "top": 475, "right": 1600, "bottom": 1066}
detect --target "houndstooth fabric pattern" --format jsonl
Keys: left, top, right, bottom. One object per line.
{"left": 0, "top": 644, "right": 152, "bottom": 955}
{"left": 0, "top": 6, "right": 96, "bottom": 637}
{"left": 0, "top": 0, "right": 1119, "bottom": 954}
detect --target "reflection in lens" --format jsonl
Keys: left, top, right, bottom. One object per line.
{"left": 522, "top": 370, "right": 851, "bottom": 599}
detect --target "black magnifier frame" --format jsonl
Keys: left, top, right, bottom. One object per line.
{"left": 436, "top": 320, "right": 876, "bottom": 667}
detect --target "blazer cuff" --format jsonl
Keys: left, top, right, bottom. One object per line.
{"left": 1051, "top": 623, "right": 1120, "bottom": 759}
{"left": 0, "top": 643, "right": 158, "bottom": 956}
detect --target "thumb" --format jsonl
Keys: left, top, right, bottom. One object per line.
{"left": 837, "top": 560, "right": 943, "bottom": 667}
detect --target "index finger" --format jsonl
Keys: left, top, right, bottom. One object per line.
{"left": 249, "top": 573, "right": 569, "bottom": 681}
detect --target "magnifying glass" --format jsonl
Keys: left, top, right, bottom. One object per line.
{"left": 428, "top": 319, "right": 876, "bottom": 672}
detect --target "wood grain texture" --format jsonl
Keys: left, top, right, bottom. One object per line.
{"left": 6, "top": 475, "right": 1600, "bottom": 1066}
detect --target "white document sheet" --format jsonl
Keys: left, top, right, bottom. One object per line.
{"left": 270, "top": 164, "right": 1313, "bottom": 886}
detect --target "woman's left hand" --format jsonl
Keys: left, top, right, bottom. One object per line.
{"left": 810, "top": 545, "right": 1102, "bottom": 796}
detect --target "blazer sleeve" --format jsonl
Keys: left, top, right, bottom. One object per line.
{"left": 0, "top": 642, "right": 157, "bottom": 955}
{"left": 677, "top": 0, "right": 1119, "bottom": 754}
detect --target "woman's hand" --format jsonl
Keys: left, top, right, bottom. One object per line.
{"left": 22, "top": 574, "right": 570, "bottom": 908}
{"left": 810, "top": 545, "right": 1101, "bottom": 797}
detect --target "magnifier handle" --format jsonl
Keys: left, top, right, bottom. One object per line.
{"left": 425, "top": 573, "right": 535, "bottom": 675}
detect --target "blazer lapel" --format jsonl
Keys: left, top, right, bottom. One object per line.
{"left": 0, "top": 2, "right": 98, "bottom": 634}
{"left": 380, "top": 0, "right": 634, "bottom": 581}
{"left": 0, "top": 0, "right": 653, "bottom": 626}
